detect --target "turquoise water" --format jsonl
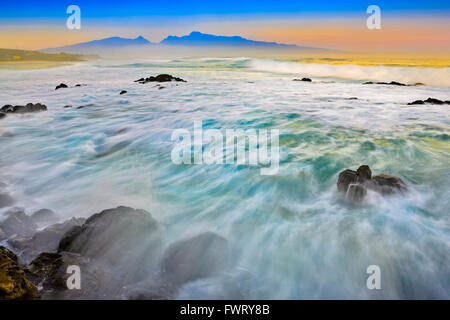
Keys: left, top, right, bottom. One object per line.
{"left": 0, "top": 59, "right": 449, "bottom": 298}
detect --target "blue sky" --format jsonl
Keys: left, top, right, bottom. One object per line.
{"left": 1, "top": 0, "right": 450, "bottom": 18}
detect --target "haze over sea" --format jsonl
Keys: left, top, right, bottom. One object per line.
{"left": 0, "top": 58, "right": 449, "bottom": 298}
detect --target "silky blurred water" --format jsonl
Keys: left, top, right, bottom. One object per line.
{"left": 0, "top": 58, "right": 449, "bottom": 299}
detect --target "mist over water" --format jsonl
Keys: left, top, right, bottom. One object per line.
{"left": 0, "top": 58, "right": 449, "bottom": 299}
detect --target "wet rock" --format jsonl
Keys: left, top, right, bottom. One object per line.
{"left": 0, "top": 246, "right": 40, "bottom": 300}
{"left": 363, "top": 81, "right": 407, "bottom": 86}
{"left": 372, "top": 174, "right": 407, "bottom": 195}
{"left": 356, "top": 165, "right": 372, "bottom": 182}
{"left": 1, "top": 103, "right": 47, "bottom": 114}
{"left": 0, "top": 112, "right": 5, "bottom": 119}
{"left": 0, "top": 193, "right": 14, "bottom": 208}
{"left": 135, "top": 74, "right": 186, "bottom": 84}
{"left": 162, "top": 232, "right": 229, "bottom": 285}
{"left": 63, "top": 105, "right": 72, "bottom": 108}
{"left": 58, "top": 206, "right": 162, "bottom": 285}
{"left": 55, "top": 83, "right": 68, "bottom": 90}
{"left": 120, "top": 90, "right": 127, "bottom": 95}
{"left": 337, "top": 169, "right": 357, "bottom": 193}
{"left": 337, "top": 165, "right": 407, "bottom": 202}
{"left": 0, "top": 208, "right": 36, "bottom": 238}
{"left": 9, "top": 217, "right": 85, "bottom": 264}
{"left": 293, "top": 78, "right": 312, "bottom": 82}
{"left": 408, "top": 98, "right": 450, "bottom": 105}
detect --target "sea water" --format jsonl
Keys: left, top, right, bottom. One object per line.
{"left": 0, "top": 58, "right": 449, "bottom": 299}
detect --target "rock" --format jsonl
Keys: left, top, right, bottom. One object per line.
{"left": 162, "top": 232, "right": 229, "bottom": 285}
{"left": 337, "top": 165, "right": 407, "bottom": 201}
{"left": 337, "top": 169, "right": 357, "bottom": 193}
{"left": 356, "top": 165, "right": 372, "bottom": 182}
{"left": 63, "top": 105, "right": 72, "bottom": 108}
{"left": 135, "top": 74, "right": 186, "bottom": 84}
{"left": 363, "top": 81, "right": 407, "bottom": 86}
{"left": 30, "top": 209, "right": 58, "bottom": 227}
{"left": 408, "top": 98, "right": 450, "bottom": 105}
{"left": 348, "top": 97, "right": 358, "bottom": 100}
{"left": 0, "top": 193, "right": 14, "bottom": 208}
{"left": 0, "top": 112, "right": 5, "bottom": 119}
{"left": 0, "top": 208, "right": 37, "bottom": 238}
{"left": 0, "top": 246, "right": 40, "bottom": 300}
{"left": 346, "top": 184, "right": 367, "bottom": 202}
{"left": 58, "top": 206, "right": 162, "bottom": 285}
{"left": 55, "top": 83, "right": 68, "bottom": 90}
{"left": 9, "top": 217, "right": 85, "bottom": 264}
{"left": 372, "top": 174, "right": 407, "bottom": 195}
{"left": 1, "top": 103, "right": 47, "bottom": 114}
{"left": 293, "top": 78, "right": 312, "bottom": 82}
{"left": 120, "top": 90, "right": 127, "bottom": 95}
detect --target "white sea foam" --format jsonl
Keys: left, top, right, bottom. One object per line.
{"left": 249, "top": 59, "right": 450, "bottom": 87}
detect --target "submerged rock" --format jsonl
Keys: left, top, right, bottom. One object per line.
{"left": 1, "top": 103, "right": 47, "bottom": 114}
{"left": 408, "top": 98, "right": 450, "bottom": 105}
{"left": 135, "top": 74, "right": 186, "bottom": 83}
{"left": 337, "top": 165, "right": 407, "bottom": 202}
{"left": 0, "top": 246, "right": 40, "bottom": 300}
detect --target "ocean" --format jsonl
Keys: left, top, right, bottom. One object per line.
{"left": 0, "top": 58, "right": 449, "bottom": 299}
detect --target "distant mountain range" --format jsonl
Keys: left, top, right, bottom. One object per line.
{"left": 42, "top": 31, "right": 327, "bottom": 55}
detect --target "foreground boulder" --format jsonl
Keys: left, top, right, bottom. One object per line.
{"left": 337, "top": 165, "right": 407, "bottom": 202}
{"left": 124, "top": 232, "right": 229, "bottom": 299}
{"left": 1, "top": 103, "right": 47, "bottom": 114}
{"left": 0, "top": 246, "right": 40, "bottom": 300}
{"left": 408, "top": 98, "right": 450, "bottom": 105}
{"left": 135, "top": 74, "right": 186, "bottom": 84}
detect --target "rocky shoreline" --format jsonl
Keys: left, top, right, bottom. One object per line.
{"left": 1, "top": 181, "right": 229, "bottom": 300}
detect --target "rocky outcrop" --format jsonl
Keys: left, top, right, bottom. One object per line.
{"left": 363, "top": 81, "right": 407, "bottom": 86}
{"left": 124, "top": 232, "right": 229, "bottom": 300}
{"left": 293, "top": 78, "right": 312, "bottom": 82}
{"left": 408, "top": 98, "right": 450, "bottom": 105}
{"left": 134, "top": 74, "right": 186, "bottom": 84}
{"left": 55, "top": 83, "right": 68, "bottom": 90}
{"left": 8, "top": 217, "right": 85, "bottom": 265}
{"left": 1, "top": 103, "right": 47, "bottom": 115}
{"left": 0, "top": 246, "right": 40, "bottom": 300}
{"left": 337, "top": 165, "right": 407, "bottom": 202}
{"left": 30, "top": 209, "right": 58, "bottom": 228}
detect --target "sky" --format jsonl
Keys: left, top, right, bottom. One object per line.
{"left": 0, "top": 0, "right": 449, "bottom": 53}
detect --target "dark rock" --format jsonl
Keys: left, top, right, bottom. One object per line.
{"left": 1, "top": 103, "right": 47, "bottom": 114}
{"left": 58, "top": 206, "right": 162, "bottom": 285}
{"left": 135, "top": 74, "right": 186, "bottom": 84}
{"left": 346, "top": 184, "right": 367, "bottom": 202}
{"left": 363, "top": 81, "right": 407, "bottom": 86}
{"left": 337, "top": 169, "right": 357, "bottom": 193}
{"left": 348, "top": 97, "right": 358, "bottom": 100}
{"left": 55, "top": 83, "right": 68, "bottom": 90}
{"left": 408, "top": 98, "right": 449, "bottom": 105}
{"left": 356, "top": 165, "right": 372, "bottom": 182}
{"left": 120, "top": 90, "right": 127, "bottom": 95}
{"left": 0, "top": 246, "right": 40, "bottom": 300}
{"left": 293, "top": 78, "right": 312, "bottom": 82}
{"left": 0, "top": 208, "right": 37, "bottom": 238}
{"left": 76, "top": 105, "right": 86, "bottom": 109}
{"left": 337, "top": 165, "right": 407, "bottom": 202}
{"left": 372, "top": 174, "right": 407, "bottom": 195}
{"left": 0, "top": 193, "right": 14, "bottom": 208}
{"left": 162, "top": 232, "right": 229, "bottom": 285}
{"left": 0, "top": 112, "right": 5, "bottom": 119}
{"left": 63, "top": 105, "right": 72, "bottom": 108}
{"left": 9, "top": 217, "right": 85, "bottom": 264}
